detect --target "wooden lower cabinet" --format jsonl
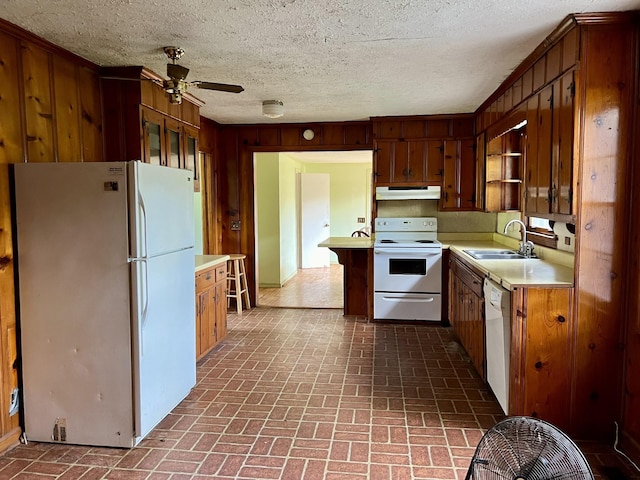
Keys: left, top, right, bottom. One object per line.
{"left": 195, "top": 262, "right": 228, "bottom": 360}
{"left": 509, "top": 287, "right": 573, "bottom": 431}
{"left": 449, "top": 255, "right": 485, "bottom": 379}
{"left": 449, "top": 254, "right": 574, "bottom": 431}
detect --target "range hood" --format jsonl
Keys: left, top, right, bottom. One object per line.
{"left": 375, "top": 186, "right": 441, "bottom": 201}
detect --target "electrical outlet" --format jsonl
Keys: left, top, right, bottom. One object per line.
{"left": 565, "top": 237, "right": 571, "bottom": 246}
{"left": 357, "top": 217, "right": 366, "bottom": 223}
{"left": 231, "top": 220, "right": 241, "bottom": 231}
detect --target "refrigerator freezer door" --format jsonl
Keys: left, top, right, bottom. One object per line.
{"left": 128, "top": 162, "right": 196, "bottom": 441}
{"left": 14, "top": 162, "right": 136, "bottom": 447}
{"left": 129, "top": 161, "right": 195, "bottom": 258}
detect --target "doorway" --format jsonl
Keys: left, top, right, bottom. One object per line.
{"left": 254, "top": 150, "right": 372, "bottom": 308}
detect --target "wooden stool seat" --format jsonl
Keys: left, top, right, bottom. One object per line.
{"left": 226, "top": 254, "right": 251, "bottom": 314}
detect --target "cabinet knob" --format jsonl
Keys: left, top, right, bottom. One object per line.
{"left": 557, "top": 315, "right": 566, "bottom": 323}
{"left": 535, "top": 361, "right": 543, "bottom": 369}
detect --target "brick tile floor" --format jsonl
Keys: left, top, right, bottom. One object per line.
{"left": 0, "top": 307, "right": 638, "bottom": 479}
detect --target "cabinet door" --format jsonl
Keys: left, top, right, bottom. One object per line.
{"left": 214, "top": 280, "right": 227, "bottom": 343}
{"left": 441, "top": 138, "right": 476, "bottom": 211}
{"left": 196, "top": 289, "right": 211, "bottom": 358}
{"left": 141, "top": 108, "right": 165, "bottom": 166}
{"left": 426, "top": 140, "right": 445, "bottom": 183}
{"left": 407, "top": 141, "right": 427, "bottom": 182}
{"left": 535, "top": 86, "right": 553, "bottom": 214}
{"left": 374, "top": 141, "right": 393, "bottom": 185}
{"left": 511, "top": 288, "right": 572, "bottom": 430}
{"left": 183, "top": 125, "right": 199, "bottom": 191}
{"left": 441, "top": 140, "right": 458, "bottom": 209}
{"left": 392, "top": 141, "right": 409, "bottom": 182}
{"left": 469, "top": 292, "right": 485, "bottom": 380}
{"left": 475, "top": 133, "right": 486, "bottom": 210}
{"left": 164, "top": 117, "right": 182, "bottom": 169}
{"left": 552, "top": 71, "right": 574, "bottom": 215}
{"left": 525, "top": 94, "right": 540, "bottom": 214}
{"left": 459, "top": 139, "right": 477, "bottom": 210}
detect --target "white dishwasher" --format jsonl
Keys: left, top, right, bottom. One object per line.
{"left": 483, "top": 277, "right": 511, "bottom": 414}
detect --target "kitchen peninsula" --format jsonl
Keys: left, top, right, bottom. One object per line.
{"left": 318, "top": 237, "right": 373, "bottom": 319}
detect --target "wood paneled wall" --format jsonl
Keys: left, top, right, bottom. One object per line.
{"left": 215, "top": 122, "right": 372, "bottom": 306}
{"left": 0, "top": 18, "right": 104, "bottom": 451}
{"left": 475, "top": 13, "right": 639, "bottom": 442}
{"left": 199, "top": 117, "right": 220, "bottom": 255}
{"left": 622, "top": 21, "right": 640, "bottom": 460}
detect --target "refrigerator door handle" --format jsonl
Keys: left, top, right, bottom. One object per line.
{"left": 140, "top": 258, "right": 149, "bottom": 334}
{"left": 139, "top": 192, "right": 148, "bottom": 258}
{"left": 129, "top": 257, "right": 149, "bottom": 356}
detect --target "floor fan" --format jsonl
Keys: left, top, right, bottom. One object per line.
{"left": 465, "top": 416, "right": 594, "bottom": 480}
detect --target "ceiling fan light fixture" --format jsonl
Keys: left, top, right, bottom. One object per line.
{"left": 262, "top": 100, "right": 284, "bottom": 118}
{"left": 168, "top": 91, "right": 183, "bottom": 105}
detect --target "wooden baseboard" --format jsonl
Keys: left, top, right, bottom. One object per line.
{"left": 0, "top": 427, "right": 22, "bottom": 455}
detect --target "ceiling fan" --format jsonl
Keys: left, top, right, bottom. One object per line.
{"left": 161, "top": 46, "right": 244, "bottom": 104}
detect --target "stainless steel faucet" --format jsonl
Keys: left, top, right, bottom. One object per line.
{"left": 504, "top": 219, "right": 535, "bottom": 257}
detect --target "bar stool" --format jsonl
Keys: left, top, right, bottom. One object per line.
{"left": 226, "top": 254, "right": 251, "bottom": 314}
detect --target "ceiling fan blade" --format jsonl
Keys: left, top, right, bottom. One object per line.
{"left": 167, "top": 63, "right": 189, "bottom": 81}
{"left": 192, "top": 81, "right": 244, "bottom": 93}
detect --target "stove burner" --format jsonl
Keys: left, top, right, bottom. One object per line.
{"left": 415, "top": 240, "right": 435, "bottom": 244}
{"left": 379, "top": 239, "right": 396, "bottom": 243}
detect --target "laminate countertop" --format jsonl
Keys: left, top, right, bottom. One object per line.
{"left": 317, "top": 235, "right": 573, "bottom": 290}
{"left": 318, "top": 237, "right": 374, "bottom": 249}
{"left": 446, "top": 241, "right": 574, "bottom": 290}
{"left": 195, "top": 255, "right": 230, "bottom": 273}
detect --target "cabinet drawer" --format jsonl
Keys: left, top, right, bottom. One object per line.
{"left": 196, "top": 268, "right": 216, "bottom": 291}
{"left": 451, "top": 257, "right": 484, "bottom": 297}
{"left": 215, "top": 264, "right": 227, "bottom": 282}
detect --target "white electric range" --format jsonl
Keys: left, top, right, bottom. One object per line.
{"left": 373, "top": 217, "right": 443, "bottom": 321}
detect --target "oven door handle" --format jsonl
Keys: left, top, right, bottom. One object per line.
{"left": 374, "top": 248, "right": 441, "bottom": 255}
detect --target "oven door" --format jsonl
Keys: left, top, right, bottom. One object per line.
{"left": 373, "top": 247, "right": 442, "bottom": 293}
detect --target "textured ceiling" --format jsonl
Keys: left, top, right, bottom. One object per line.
{"left": 2, "top": 0, "right": 639, "bottom": 125}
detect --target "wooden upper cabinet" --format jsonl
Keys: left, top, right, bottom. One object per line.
{"left": 373, "top": 140, "right": 393, "bottom": 184}
{"left": 374, "top": 139, "right": 444, "bottom": 186}
{"left": 101, "top": 66, "right": 201, "bottom": 182}
{"left": 392, "top": 140, "right": 428, "bottom": 184}
{"left": 485, "top": 126, "right": 524, "bottom": 212}
{"left": 552, "top": 71, "right": 575, "bottom": 216}
{"left": 164, "top": 117, "right": 183, "bottom": 169}
{"left": 441, "top": 139, "right": 477, "bottom": 211}
{"left": 441, "top": 141, "right": 458, "bottom": 208}
{"left": 524, "top": 72, "right": 574, "bottom": 220}
{"left": 141, "top": 107, "right": 165, "bottom": 166}
{"left": 458, "top": 139, "right": 477, "bottom": 210}
{"left": 183, "top": 124, "right": 199, "bottom": 192}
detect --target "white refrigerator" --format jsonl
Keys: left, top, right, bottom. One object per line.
{"left": 13, "top": 161, "right": 196, "bottom": 448}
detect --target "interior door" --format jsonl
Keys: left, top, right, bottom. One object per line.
{"left": 299, "top": 173, "right": 330, "bottom": 268}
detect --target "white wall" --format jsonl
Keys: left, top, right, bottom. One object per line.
{"left": 256, "top": 153, "right": 282, "bottom": 287}
{"left": 256, "top": 152, "right": 373, "bottom": 279}
{"left": 278, "top": 154, "right": 300, "bottom": 284}
{"left": 303, "top": 162, "right": 372, "bottom": 263}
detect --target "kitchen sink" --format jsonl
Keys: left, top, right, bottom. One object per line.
{"left": 464, "top": 249, "right": 537, "bottom": 260}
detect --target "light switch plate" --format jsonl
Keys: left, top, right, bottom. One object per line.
{"left": 231, "top": 220, "right": 241, "bottom": 231}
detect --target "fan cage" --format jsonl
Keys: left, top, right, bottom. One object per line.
{"left": 465, "top": 416, "right": 594, "bottom": 480}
